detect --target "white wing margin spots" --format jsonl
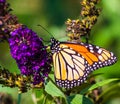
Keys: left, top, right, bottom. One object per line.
{"left": 85, "top": 44, "right": 117, "bottom": 72}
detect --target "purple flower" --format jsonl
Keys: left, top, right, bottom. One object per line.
{"left": 9, "top": 26, "right": 51, "bottom": 85}
{"left": 0, "top": 0, "right": 19, "bottom": 42}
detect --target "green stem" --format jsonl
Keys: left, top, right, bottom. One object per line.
{"left": 17, "top": 93, "right": 22, "bottom": 104}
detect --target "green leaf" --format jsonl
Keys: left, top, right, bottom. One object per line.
{"left": 45, "top": 81, "right": 65, "bottom": 98}
{"left": 98, "top": 83, "right": 120, "bottom": 104}
{"left": 80, "top": 78, "right": 119, "bottom": 94}
{"left": 67, "top": 94, "right": 93, "bottom": 104}
{"left": 33, "top": 88, "right": 56, "bottom": 104}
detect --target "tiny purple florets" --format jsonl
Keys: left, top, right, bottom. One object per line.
{"left": 9, "top": 26, "right": 51, "bottom": 84}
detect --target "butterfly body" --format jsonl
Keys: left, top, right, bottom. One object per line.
{"left": 50, "top": 38, "right": 117, "bottom": 88}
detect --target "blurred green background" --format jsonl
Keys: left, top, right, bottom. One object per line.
{"left": 0, "top": 0, "right": 120, "bottom": 104}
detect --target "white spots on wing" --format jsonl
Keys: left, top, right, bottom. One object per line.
{"left": 98, "top": 49, "right": 102, "bottom": 54}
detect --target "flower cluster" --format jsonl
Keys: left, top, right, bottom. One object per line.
{"left": 0, "top": 0, "right": 21, "bottom": 42}
{"left": 0, "top": 0, "right": 52, "bottom": 90}
{"left": 66, "top": 0, "right": 101, "bottom": 42}
{"left": 9, "top": 26, "right": 51, "bottom": 85}
{"left": 0, "top": 66, "right": 30, "bottom": 93}
{"left": 81, "top": 0, "right": 100, "bottom": 17}
{"left": 66, "top": 19, "right": 81, "bottom": 41}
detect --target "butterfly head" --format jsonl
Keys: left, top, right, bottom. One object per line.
{"left": 50, "top": 38, "right": 60, "bottom": 53}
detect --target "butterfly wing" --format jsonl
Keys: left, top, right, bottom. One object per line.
{"left": 52, "top": 42, "right": 117, "bottom": 88}
{"left": 64, "top": 42, "right": 117, "bottom": 71}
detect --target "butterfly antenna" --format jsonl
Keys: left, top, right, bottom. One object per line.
{"left": 37, "top": 24, "right": 53, "bottom": 38}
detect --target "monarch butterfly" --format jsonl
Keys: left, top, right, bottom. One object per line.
{"left": 50, "top": 38, "right": 117, "bottom": 88}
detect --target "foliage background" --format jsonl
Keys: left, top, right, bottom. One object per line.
{"left": 0, "top": 0, "right": 120, "bottom": 104}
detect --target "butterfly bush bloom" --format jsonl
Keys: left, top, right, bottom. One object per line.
{"left": 9, "top": 26, "right": 51, "bottom": 84}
